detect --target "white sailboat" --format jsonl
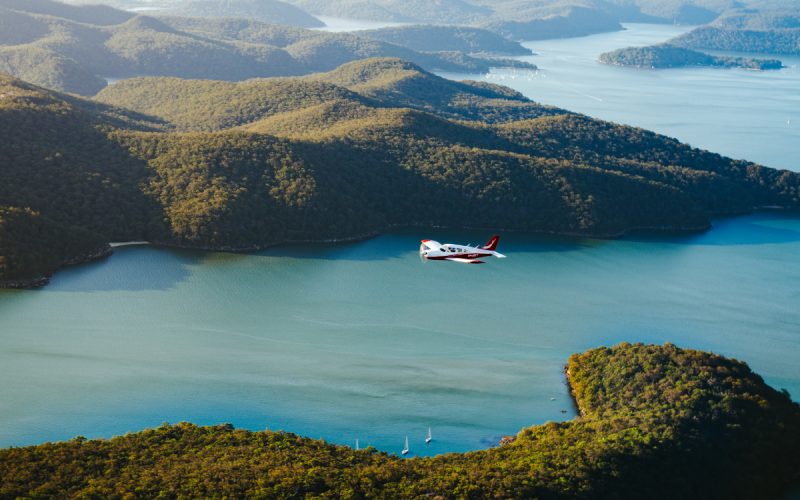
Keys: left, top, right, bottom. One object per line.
{"left": 401, "top": 436, "right": 409, "bottom": 455}
{"left": 355, "top": 439, "right": 359, "bottom": 451}
{"left": 425, "top": 427, "right": 432, "bottom": 444}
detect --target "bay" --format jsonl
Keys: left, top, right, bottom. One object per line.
{"left": 1, "top": 213, "right": 799, "bottom": 456}
{"left": 438, "top": 23, "right": 800, "bottom": 171}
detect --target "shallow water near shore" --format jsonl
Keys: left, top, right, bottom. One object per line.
{"left": 1, "top": 212, "right": 799, "bottom": 455}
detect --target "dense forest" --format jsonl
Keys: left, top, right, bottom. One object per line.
{"left": 0, "top": 0, "right": 533, "bottom": 96}
{"left": 599, "top": 44, "right": 783, "bottom": 69}
{"left": 1, "top": 342, "right": 798, "bottom": 498}
{"left": 2, "top": 58, "right": 799, "bottom": 285}
{"left": 671, "top": 26, "right": 800, "bottom": 55}
{"left": 613, "top": 5, "right": 800, "bottom": 58}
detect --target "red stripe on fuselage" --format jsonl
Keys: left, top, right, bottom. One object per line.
{"left": 425, "top": 252, "right": 492, "bottom": 260}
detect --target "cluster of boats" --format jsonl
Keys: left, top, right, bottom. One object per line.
{"left": 355, "top": 427, "right": 433, "bottom": 456}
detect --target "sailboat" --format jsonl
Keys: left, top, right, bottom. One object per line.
{"left": 425, "top": 427, "right": 432, "bottom": 444}
{"left": 401, "top": 436, "right": 409, "bottom": 455}
{"left": 355, "top": 439, "right": 359, "bottom": 451}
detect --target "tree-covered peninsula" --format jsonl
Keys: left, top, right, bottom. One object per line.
{"left": 599, "top": 44, "right": 783, "bottom": 69}
{"left": 2, "top": 58, "right": 800, "bottom": 286}
{"left": 1, "top": 342, "right": 798, "bottom": 498}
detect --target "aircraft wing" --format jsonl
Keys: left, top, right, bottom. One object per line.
{"left": 445, "top": 257, "right": 484, "bottom": 264}
{"left": 421, "top": 239, "right": 441, "bottom": 250}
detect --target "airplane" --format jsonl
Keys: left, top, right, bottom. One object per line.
{"left": 419, "top": 235, "right": 506, "bottom": 264}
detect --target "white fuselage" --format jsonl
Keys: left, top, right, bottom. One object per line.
{"left": 420, "top": 240, "right": 506, "bottom": 263}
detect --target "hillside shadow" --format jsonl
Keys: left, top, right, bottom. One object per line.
{"left": 46, "top": 246, "right": 202, "bottom": 292}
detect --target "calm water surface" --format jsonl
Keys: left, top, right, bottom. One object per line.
{"left": 1, "top": 214, "right": 799, "bottom": 455}
{"left": 439, "top": 23, "right": 800, "bottom": 171}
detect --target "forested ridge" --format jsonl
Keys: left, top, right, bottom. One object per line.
{"left": 2, "top": 58, "right": 800, "bottom": 285}
{"left": 599, "top": 44, "right": 783, "bottom": 69}
{"left": 607, "top": 5, "right": 800, "bottom": 61}
{"left": 1, "top": 343, "right": 798, "bottom": 498}
{"left": 671, "top": 26, "right": 800, "bottom": 55}
{"left": 0, "top": 0, "right": 533, "bottom": 96}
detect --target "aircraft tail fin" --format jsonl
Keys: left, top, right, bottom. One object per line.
{"left": 482, "top": 235, "right": 500, "bottom": 251}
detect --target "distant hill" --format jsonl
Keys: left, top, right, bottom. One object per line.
{"left": 599, "top": 44, "right": 783, "bottom": 69}
{"left": 285, "top": 0, "right": 491, "bottom": 24}
{"left": 159, "top": 0, "right": 325, "bottom": 28}
{"left": 3, "top": 58, "right": 800, "bottom": 285}
{"left": 480, "top": 5, "right": 623, "bottom": 40}
{"left": 0, "top": 0, "right": 133, "bottom": 25}
{"left": 671, "top": 26, "right": 800, "bottom": 55}
{"left": 1, "top": 343, "right": 799, "bottom": 497}
{"left": 664, "top": 5, "right": 800, "bottom": 55}
{"left": 95, "top": 59, "right": 558, "bottom": 128}
{"left": 358, "top": 25, "right": 532, "bottom": 56}
{"left": 0, "top": 0, "right": 533, "bottom": 96}
{"left": 282, "top": 0, "right": 776, "bottom": 39}
{"left": 599, "top": 3, "right": 800, "bottom": 68}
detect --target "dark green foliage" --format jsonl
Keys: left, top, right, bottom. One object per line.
{"left": 1, "top": 343, "right": 798, "bottom": 498}
{"left": 0, "top": 207, "right": 106, "bottom": 283}
{"left": 599, "top": 43, "right": 783, "bottom": 69}
{"left": 3, "top": 58, "right": 800, "bottom": 283}
{"left": 0, "top": 74, "right": 168, "bottom": 282}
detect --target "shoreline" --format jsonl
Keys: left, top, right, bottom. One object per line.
{"left": 2, "top": 207, "right": 798, "bottom": 290}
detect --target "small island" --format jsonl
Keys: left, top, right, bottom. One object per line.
{"left": 1, "top": 343, "right": 798, "bottom": 497}
{"left": 599, "top": 44, "right": 783, "bottom": 70}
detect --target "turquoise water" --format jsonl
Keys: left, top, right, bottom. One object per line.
{"left": 439, "top": 23, "right": 800, "bottom": 172}
{"left": 1, "top": 213, "right": 799, "bottom": 455}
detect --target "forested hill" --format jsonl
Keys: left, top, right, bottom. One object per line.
{"left": 358, "top": 25, "right": 533, "bottom": 56}
{"left": 2, "top": 58, "right": 799, "bottom": 285}
{"left": 670, "top": 25, "right": 800, "bottom": 55}
{"left": 1, "top": 343, "right": 798, "bottom": 498}
{"left": 0, "top": 0, "right": 532, "bottom": 96}
{"left": 638, "top": 6, "right": 800, "bottom": 56}
{"left": 159, "top": 0, "right": 325, "bottom": 28}
{"left": 599, "top": 44, "right": 783, "bottom": 69}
